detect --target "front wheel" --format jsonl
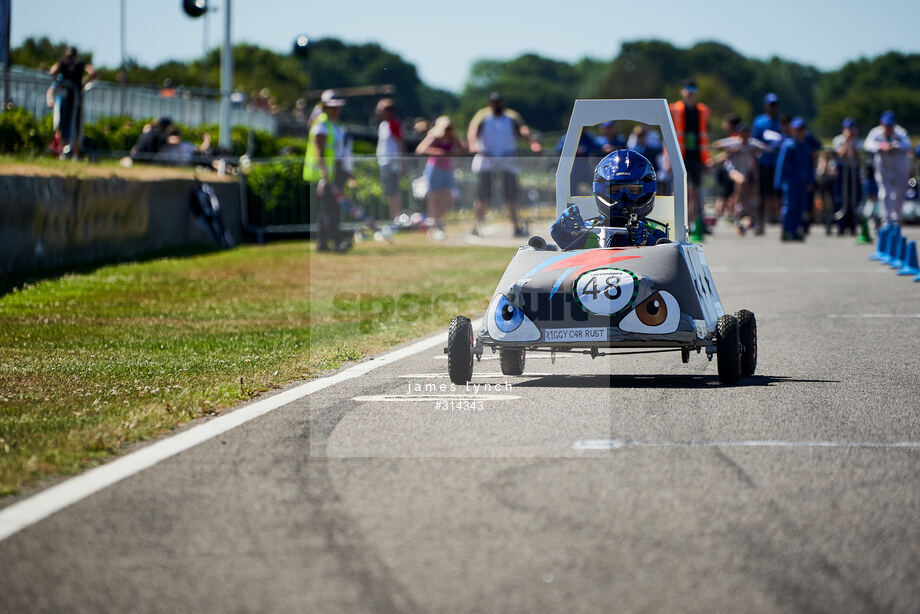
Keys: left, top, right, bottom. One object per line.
{"left": 716, "top": 314, "right": 741, "bottom": 385}
{"left": 499, "top": 348, "right": 525, "bottom": 376}
{"left": 447, "top": 316, "right": 474, "bottom": 385}
{"left": 736, "top": 309, "right": 757, "bottom": 377}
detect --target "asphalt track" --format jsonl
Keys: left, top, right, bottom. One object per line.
{"left": 2, "top": 224, "right": 920, "bottom": 613}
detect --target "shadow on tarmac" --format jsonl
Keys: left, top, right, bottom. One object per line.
{"left": 512, "top": 374, "right": 838, "bottom": 389}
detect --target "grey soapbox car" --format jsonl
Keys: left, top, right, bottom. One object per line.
{"left": 446, "top": 99, "right": 757, "bottom": 386}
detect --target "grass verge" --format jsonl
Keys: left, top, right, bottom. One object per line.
{"left": 0, "top": 236, "right": 512, "bottom": 495}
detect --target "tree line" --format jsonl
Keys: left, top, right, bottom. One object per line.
{"left": 11, "top": 36, "right": 920, "bottom": 138}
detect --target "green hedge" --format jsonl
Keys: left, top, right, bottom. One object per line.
{"left": 81, "top": 115, "right": 146, "bottom": 153}
{"left": 0, "top": 107, "right": 47, "bottom": 154}
{"left": 245, "top": 156, "right": 306, "bottom": 212}
{"left": 0, "top": 107, "right": 367, "bottom": 160}
{"left": 244, "top": 155, "right": 386, "bottom": 220}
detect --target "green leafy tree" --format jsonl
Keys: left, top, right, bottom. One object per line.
{"left": 458, "top": 53, "right": 582, "bottom": 132}
{"left": 10, "top": 36, "right": 92, "bottom": 70}
{"left": 815, "top": 53, "right": 920, "bottom": 135}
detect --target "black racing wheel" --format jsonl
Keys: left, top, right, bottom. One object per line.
{"left": 447, "top": 316, "right": 474, "bottom": 384}
{"left": 736, "top": 309, "right": 757, "bottom": 378}
{"left": 499, "top": 348, "right": 525, "bottom": 376}
{"left": 716, "top": 314, "right": 741, "bottom": 385}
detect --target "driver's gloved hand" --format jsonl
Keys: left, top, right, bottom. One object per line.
{"left": 550, "top": 204, "right": 588, "bottom": 250}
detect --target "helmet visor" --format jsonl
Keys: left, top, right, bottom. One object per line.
{"left": 613, "top": 182, "right": 646, "bottom": 196}
{"left": 594, "top": 181, "right": 647, "bottom": 200}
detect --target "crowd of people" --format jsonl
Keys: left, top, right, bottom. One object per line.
{"left": 304, "top": 89, "right": 543, "bottom": 251}
{"left": 305, "top": 85, "right": 920, "bottom": 253}
{"left": 679, "top": 82, "right": 919, "bottom": 242}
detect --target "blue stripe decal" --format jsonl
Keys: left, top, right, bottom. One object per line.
{"left": 522, "top": 251, "right": 580, "bottom": 279}
{"left": 549, "top": 267, "right": 577, "bottom": 298}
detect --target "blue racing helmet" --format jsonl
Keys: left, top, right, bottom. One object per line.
{"left": 593, "top": 149, "right": 657, "bottom": 219}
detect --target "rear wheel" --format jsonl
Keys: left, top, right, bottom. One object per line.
{"left": 447, "top": 316, "right": 474, "bottom": 385}
{"left": 716, "top": 314, "right": 741, "bottom": 385}
{"left": 736, "top": 309, "right": 757, "bottom": 377}
{"left": 499, "top": 348, "right": 525, "bottom": 376}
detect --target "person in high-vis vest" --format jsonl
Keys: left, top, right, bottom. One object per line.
{"left": 305, "top": 90, "right": 352, "bottom": 252}
{"left": 670, "top": 80, "right": 711, "bottom": 242}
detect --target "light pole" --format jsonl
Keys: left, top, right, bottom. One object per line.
{"left": 218, "top": 0, "right": 232, "bottom": 150}
{"left": 182, "top": 0, "right": 231, "bottom": 149}
{"left": 1, "top": 0, "right": 11, "bottom": 107}
{"left": 119, "top": 0, "right": 126, "bottom": 115}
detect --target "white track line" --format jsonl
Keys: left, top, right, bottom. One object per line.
{"left": 573, "top": 439, "right": 920, "bottom": 450}
{"left": 828, "top": 314, "right": 920, "bottom": 319}
{"left": 397, "top": 373, "right": 552, "bottom": 379}
{"left": 0, "top": 323, "right": 473, "bottom": 542}
{"left": 432, "top": 354, "right": 572, "bottom": 360}
{"left": 353, "top": 394, "right": 520, "bottom": 402}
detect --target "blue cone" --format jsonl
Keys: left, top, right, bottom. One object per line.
{"left": 889, "top": 236, "right": 907, "bottom": 269}
{"left": 898, "top": 240, "right": 919, "bottom": 276}
{"left": 880, "top": 224, "right": 900, "bottom": 263}
{"left": 870, "top": 225, "right": 892, "bottom": 261}
{"left": 879, "top": 225, "right": 898, "bottom": 263}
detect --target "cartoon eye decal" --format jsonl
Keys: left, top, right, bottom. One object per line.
{"left": 494, "top": 295, "right": 523, "bottom": 333}
{"left": 636, "top": 292, "right": 668, "bottom": 326}
{"left": 486, "top": 294, "right": 540, "bottom": 342}
{"left": 619, "top": 290, "right": 680, "bottom": 334}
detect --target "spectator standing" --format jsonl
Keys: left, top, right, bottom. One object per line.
{"left": 712, "top": 124, "right": 766, "bottom": 234}
{"left": 831, "top": 118, "right": 863, "bottom": 235}
{"left": 48, "top": 46, "right": 96, "bottom": 157}
{"left": 556, "top": 128, "right": 599, "bottom": 195}
{"left": 595, "top": 121, "right": 627, "bottom": 154}
{"left": 304, "top": 90, "right": 353, "bottom": 253}
{"left": 712, "top": 114, "right": 742, "bottom": 221}
{"left": 670, "top": 80, "right": 711, "bottom": 242}
{"left": 774, "top": 117, "right": 815, "bottom": 241}
{"left": 467, "top": 92, "right": 542, "bottom": 237}
{"left": 376, "top": 98, "right": 406, "bottom": 222}
{"left": 752, "top": 93, "right": 784, "bottom": 234}
{"left": 416, "top": 116, "right": 467, "bottom": 241}
{"left": 627, "top": 125, "right": 662, "bottom": 163}
{"left": 863, "top": 111, "right": 911, "bottom": 223}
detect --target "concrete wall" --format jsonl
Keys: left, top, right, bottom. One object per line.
{"left": 0, "top": 174, "right": 242, "bottom": 277}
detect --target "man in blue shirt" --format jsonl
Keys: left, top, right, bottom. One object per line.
{"left": 752, "top": 93, "right": 783, "bottom": 234}
{"left": 774, "top": 117, "right": 815, "bottom": 241}
{"left": 595, "top": 121, "right": 627, "bottom": 154}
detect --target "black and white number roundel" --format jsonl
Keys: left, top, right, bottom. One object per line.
{"left": 575, "top": 269, "right": 636, "bottom": 315}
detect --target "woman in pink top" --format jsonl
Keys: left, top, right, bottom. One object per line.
{"left": 416, "top": 116, "right": 467, "bottom": 240}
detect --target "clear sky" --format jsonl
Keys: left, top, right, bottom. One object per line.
{"left": 11, "top": 0, "right": 920, "bottom": 93}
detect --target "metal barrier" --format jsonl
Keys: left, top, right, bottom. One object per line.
{"left": 240, "top": 154, "right": 560, "bottom": 239}
{"left": 4, "top": 65, "right": 276, "bottom": 135}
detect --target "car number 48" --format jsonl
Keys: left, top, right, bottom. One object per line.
{"left": 576, "top": 269, "right": 634, "bottom": 315}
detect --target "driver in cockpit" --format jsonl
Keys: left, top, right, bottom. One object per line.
{"left": 551, "top": 149, "right": 668, "bottom": 250}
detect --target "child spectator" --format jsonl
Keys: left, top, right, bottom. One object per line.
{"left": 375, "top": 99, "right": 406, "bottom": 222}
{"left": 415, "top": 116, "right": 467, "bottom": 241}
{"left": 713, "top": 123, "right": 766, "bottom": 235}
{"left": 774, "top": 117, "right": 815, "bottom": 241}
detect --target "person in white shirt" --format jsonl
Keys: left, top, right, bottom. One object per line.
{"left": 375, "top": 98, "right": 405, "bottom": 221}
{"left": 863, "top": 111, "right": 911, "bottom": 223}
{"left": 466, "top": 92, "right": 541, "bottom": 237}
